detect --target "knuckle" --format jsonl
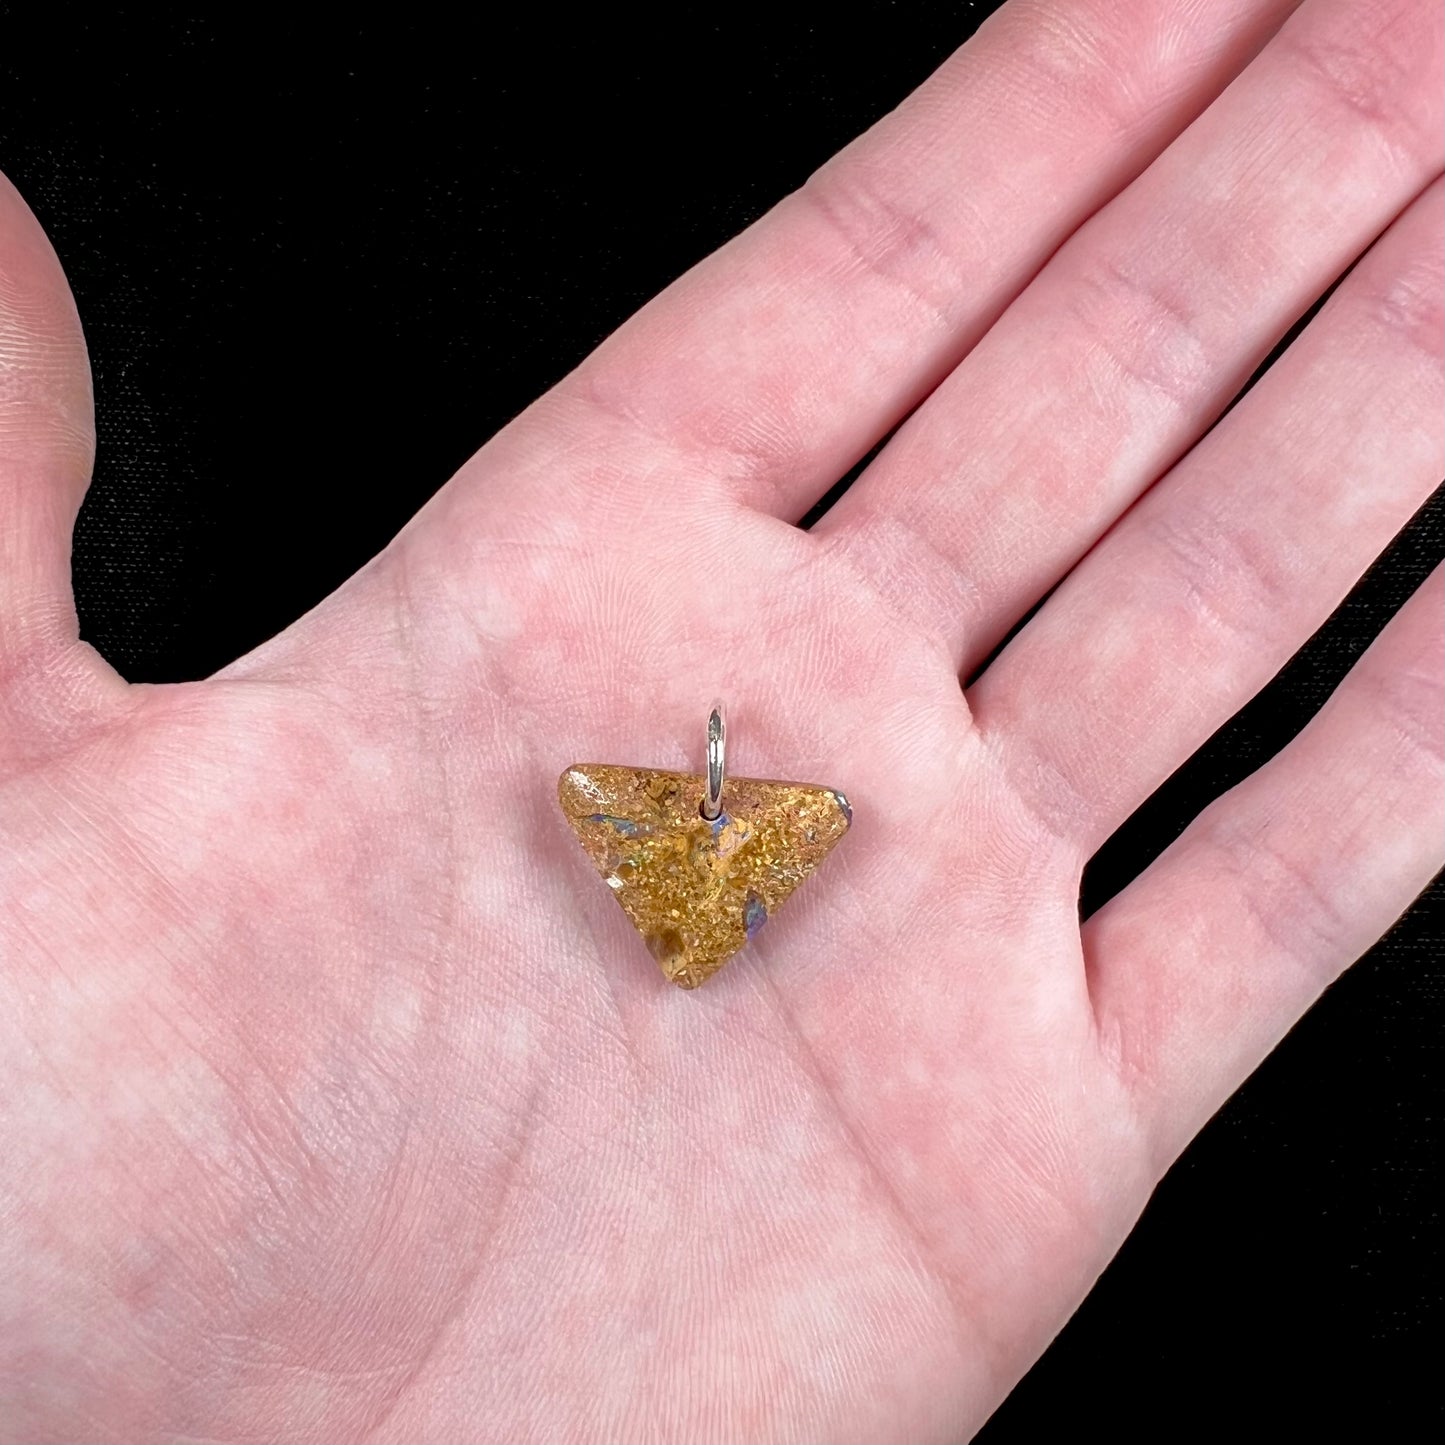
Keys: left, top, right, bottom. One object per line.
{"left": 815, "top": 501, "right": 984, "bottom": 670}
{"left": 1072, "top": 250, "right": 1212, "bottom": 412}
{"left": 1197, "top": 809, "right": 1346, "bottom": 975}
{"left": 1363, "top": 249, "right": 1445, "bottom": 365}
{"left": 1136, "top": 502, "right": 1291, "bottom": 651}
{"left": 1282, "top": 3, "right": 1441, "bottom": 164}
{"left": 553, "top": 357, "right": 808, "bottom": 505}
{"left": 798, "top": 161, "right": 970, "bottom": 333}
{"left": 982, "top": 718, "right": 1099, "bottom": 853}
{"left": 999, "top": 0, "right": 1142, "bottom": 138}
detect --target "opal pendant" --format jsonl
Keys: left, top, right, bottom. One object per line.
{"left": 558, "top": 706, "right": 851, "bottom": 988}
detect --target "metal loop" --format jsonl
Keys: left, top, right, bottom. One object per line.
{"left": 701, "top": 702, "right": 726, "bottom": 820}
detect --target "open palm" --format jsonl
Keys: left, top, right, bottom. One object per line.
{"left": 3, "top": 1, "right": 1442, "bottom": 1440}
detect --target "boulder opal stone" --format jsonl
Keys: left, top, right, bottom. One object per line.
{"left": 557, "top": 764, "right": 852, "bottom": 989}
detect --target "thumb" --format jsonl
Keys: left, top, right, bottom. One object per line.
{"left": 0, "top": 169, "right": 116, "bottom": 756}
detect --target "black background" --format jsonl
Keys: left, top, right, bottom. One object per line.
{"left": 3, "top": 5, "right": 1440, "bottom": 1439}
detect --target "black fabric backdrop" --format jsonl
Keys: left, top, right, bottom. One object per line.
{"left": 3, "top": 5, "right": 1439, "bottom": 1438}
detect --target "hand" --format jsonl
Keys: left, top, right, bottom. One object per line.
{"left": 3, "top": 0, "right": 1441, "bottom": 1439}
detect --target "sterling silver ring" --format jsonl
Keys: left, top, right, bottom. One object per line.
{"left": 701, "top": 701, "right": 726, "bottom": 820}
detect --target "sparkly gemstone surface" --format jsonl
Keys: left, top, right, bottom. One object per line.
{"left": 557, "top": 764, "right": 852, "bottom": 989}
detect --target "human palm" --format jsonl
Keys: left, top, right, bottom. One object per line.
{"left": 3, "top": 1, "right": 1442, "bottom": 1440}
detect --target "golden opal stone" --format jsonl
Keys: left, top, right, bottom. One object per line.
{"left": 557, "top": 764, "right": 852, "bottom": 988}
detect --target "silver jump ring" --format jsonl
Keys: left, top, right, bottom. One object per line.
{"left": 701, "top": 702, "right": 726, "bottom": 820}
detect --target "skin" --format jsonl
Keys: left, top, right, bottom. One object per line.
{"left": 1, "top": 0, "right": 1441, "bottom": 1438}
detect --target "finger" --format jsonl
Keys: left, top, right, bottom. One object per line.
{"left": 814, "top": 0, "right": 1444, "bottom": 673}
{"left": 448, "top": 0, "right": 1296, "bottom": 526}
{"left": 1083, "top": 566, "right": 1444, "bottom": 1163}
{"left": 970, "top": 175, "right": 1443, "bottom": 851}
{"left": 0, "top": 171, "right": 97, "bottom": 681}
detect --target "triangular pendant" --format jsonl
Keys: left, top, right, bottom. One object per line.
{"left": 558, "top": 764, "right": 852, "bottom": 988}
